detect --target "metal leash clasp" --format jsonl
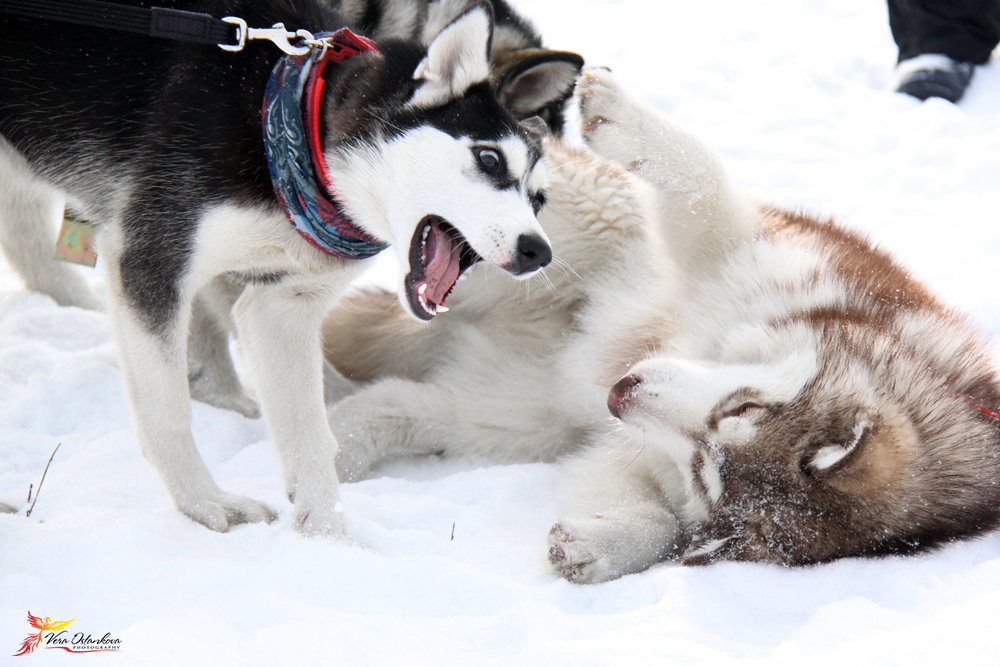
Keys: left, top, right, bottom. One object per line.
{"left": 219, "top": 17, "right": 318, "bottom": 56}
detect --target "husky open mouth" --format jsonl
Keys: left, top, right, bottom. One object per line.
{"left": 405, "top": 215, "right": 482, "bottom": 320}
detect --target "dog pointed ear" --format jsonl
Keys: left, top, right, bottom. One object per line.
{"left": 496, "top": 50, "right": 584, "bottom": 115}
{"left": 494, "top": 49, "right": 584, "bottom": 132}
{"left": 519, "top": 115, "right": 548, "bottom": 152}
{"left": 520, "top": 116, "right": 548, "bottom": 140}
{"left": 801, "top": 413, "right": 884, "bottom": 484}
{"left": 409, "top": 1, "right": 494, "bottom": 108}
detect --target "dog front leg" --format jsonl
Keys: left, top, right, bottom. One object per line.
{"left": 575, "top": 67, "right": 757, "bottom": 282}
{"left": 547, "top": 443, "right": 684, "bottom": 584}
{"left": 103, "top": 267, "right": 276, "bottom": 532}
{"left": 233, "top": 280, "right": 346, "bottom": 537}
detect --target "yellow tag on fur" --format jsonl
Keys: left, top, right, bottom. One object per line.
{"left": 54, "top": 216, "right": 97, "bottom": 267}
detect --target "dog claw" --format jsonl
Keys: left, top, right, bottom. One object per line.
{"left": 180, "top": 492, "right": 277, "bottom": 533}
{"left": 294, "top": 501, "right": 347, "bottom": 537}
{"left": 549, "top": 523, "right": 572, "bottom": 542}
{"left": 224, "top": 503, "right": 278, "bottom": 528}
{"left": 581, "top": 66, "right": 612, "bottom": 81}
{"left": 580, "top": 116, "right": 610, "bottom": 140}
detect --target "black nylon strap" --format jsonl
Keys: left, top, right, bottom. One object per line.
{"left": 0, "top": 0, "right": 236, "bottom": 46}
{"left": 149, "top": 7, "right": 232, "bottom": 43}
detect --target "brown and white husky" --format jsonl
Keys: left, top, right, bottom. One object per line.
{"left": 324, "top": 68, "right": 1000, "bottom": 581}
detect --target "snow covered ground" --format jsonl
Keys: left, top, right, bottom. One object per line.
{"left": 3, "top": 0, "right": 1000, "bottom": 664}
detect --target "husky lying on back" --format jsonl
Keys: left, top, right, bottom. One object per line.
{"left": 0, "top": 0, "right": 552, "bottom": 535}
{"left": 324, "top": 68, "right": 1000, "bottom": 579}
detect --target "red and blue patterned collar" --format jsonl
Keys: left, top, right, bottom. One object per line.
{"left": 262, "top": 28, "right": 388, "bottom": 259}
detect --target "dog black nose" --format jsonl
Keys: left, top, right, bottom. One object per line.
{"left": 511, "top": 233, "right": 552, "bottom": 275}
{"left": 608, "top": 374, "right": 642, "bottom": 419}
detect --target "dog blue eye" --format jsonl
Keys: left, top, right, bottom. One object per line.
{"left": 475, "top": 147, "right": 502, "bottom": 172}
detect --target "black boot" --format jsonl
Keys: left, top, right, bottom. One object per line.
{"left": 896, "top": 54, "right": 975, "bottom": 103}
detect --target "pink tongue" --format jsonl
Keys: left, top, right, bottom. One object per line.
{"left": 424, "top": 222, "right": 461, "bottom": 306}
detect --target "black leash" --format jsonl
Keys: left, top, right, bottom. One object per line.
{"left": 0, "top": 0, "right": 327, "bottom": 54}
{"left": 0, "top": 0, "right": 237, "bottom": 46}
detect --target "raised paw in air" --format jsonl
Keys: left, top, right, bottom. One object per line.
{"left": 575, "top": 67, "right": 650, "bottom": 168}
{"left": 576, "top": 67, "right": 625, "bottom": 141}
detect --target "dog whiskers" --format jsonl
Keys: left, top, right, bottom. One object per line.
{"left": 534, "top": 269, "right": 559, "bottom": 298}
{"left": 549, "top": 255, "right": 581, "bottom": 283}
{"left": 620, "top": 431, "right": 647, "bottom": 472}
{"left": 364, "top": 109, "right": 406, "bottom": 135}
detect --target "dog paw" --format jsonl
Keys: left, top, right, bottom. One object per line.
{"left": 179, "top": 491, "right": 277, "bottom": 532}
{"left": 284, "top": 460, "right": 349, "bottom": 537}
{"left": 576, "top": 67, "right": 624, "bottom": 136}
{"left": 329, "top": 400, "right": 379, "bottom": 482}
{"left": 295, "top": 501, "right": 347, "bottom": 537}
{"left": 575, "top": 67, "right": 648, "bottom": 167}
{"left": 189, "top": 374, "right": 261, "bottom": 419}
{"left": 193, "top": 385, "right": 261, "bottom": 419}
{"left": 335, "top": 440, "right": 375, "bottom": 482}
{"left": 547, "top": 518, "right": 623, "bottom": 584}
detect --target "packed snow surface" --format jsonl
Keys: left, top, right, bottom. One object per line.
{"left": 3, "top": 0, "right": 999, "bottom": 664}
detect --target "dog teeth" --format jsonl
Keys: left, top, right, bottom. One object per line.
{"left": 415, "top": 282, "right": 437, "bottom": 316}
{"left": 436, "top": 304, "right": 449, "bottom": 313}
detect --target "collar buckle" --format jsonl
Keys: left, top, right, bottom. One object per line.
{"left": 219, "top": 17, "right": 316, "bottom": 56}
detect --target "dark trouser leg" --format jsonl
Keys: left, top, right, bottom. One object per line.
{"left": 888, "top": 0, "right": 1000, "bottom": 64}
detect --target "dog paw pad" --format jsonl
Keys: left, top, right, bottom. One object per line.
{"left": 549, "top": 523, "right": 572, "bottom": 542}
{"left": 546, "top": 520, "right": 604, "bottom": 583}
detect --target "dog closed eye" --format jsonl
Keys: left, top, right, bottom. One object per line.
{"left": 720, "top": 401, "right": 765, "bottom": 419}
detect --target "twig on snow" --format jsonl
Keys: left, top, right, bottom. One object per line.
{"left": 25, "top": 442, "right": 62, "bottom": 519}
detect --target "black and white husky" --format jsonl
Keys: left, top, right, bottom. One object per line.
{"left": 0, "top": 0, "right": 552, "bottom": 536}
{"left": 324, "top": 68, "right": 1000, "bottom": 580}
{"left": 0, "top": 0, "right": 581, "bottom": 420}
{"left": 181, "top": 0, "right": 580, "bottom": 419}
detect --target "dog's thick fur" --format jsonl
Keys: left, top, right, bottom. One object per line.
{"left": 324, "top": 68, "right": 1000, "bottom": 580}
{"left": 0, "top": 0, "right": 554, "bottom": 535}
